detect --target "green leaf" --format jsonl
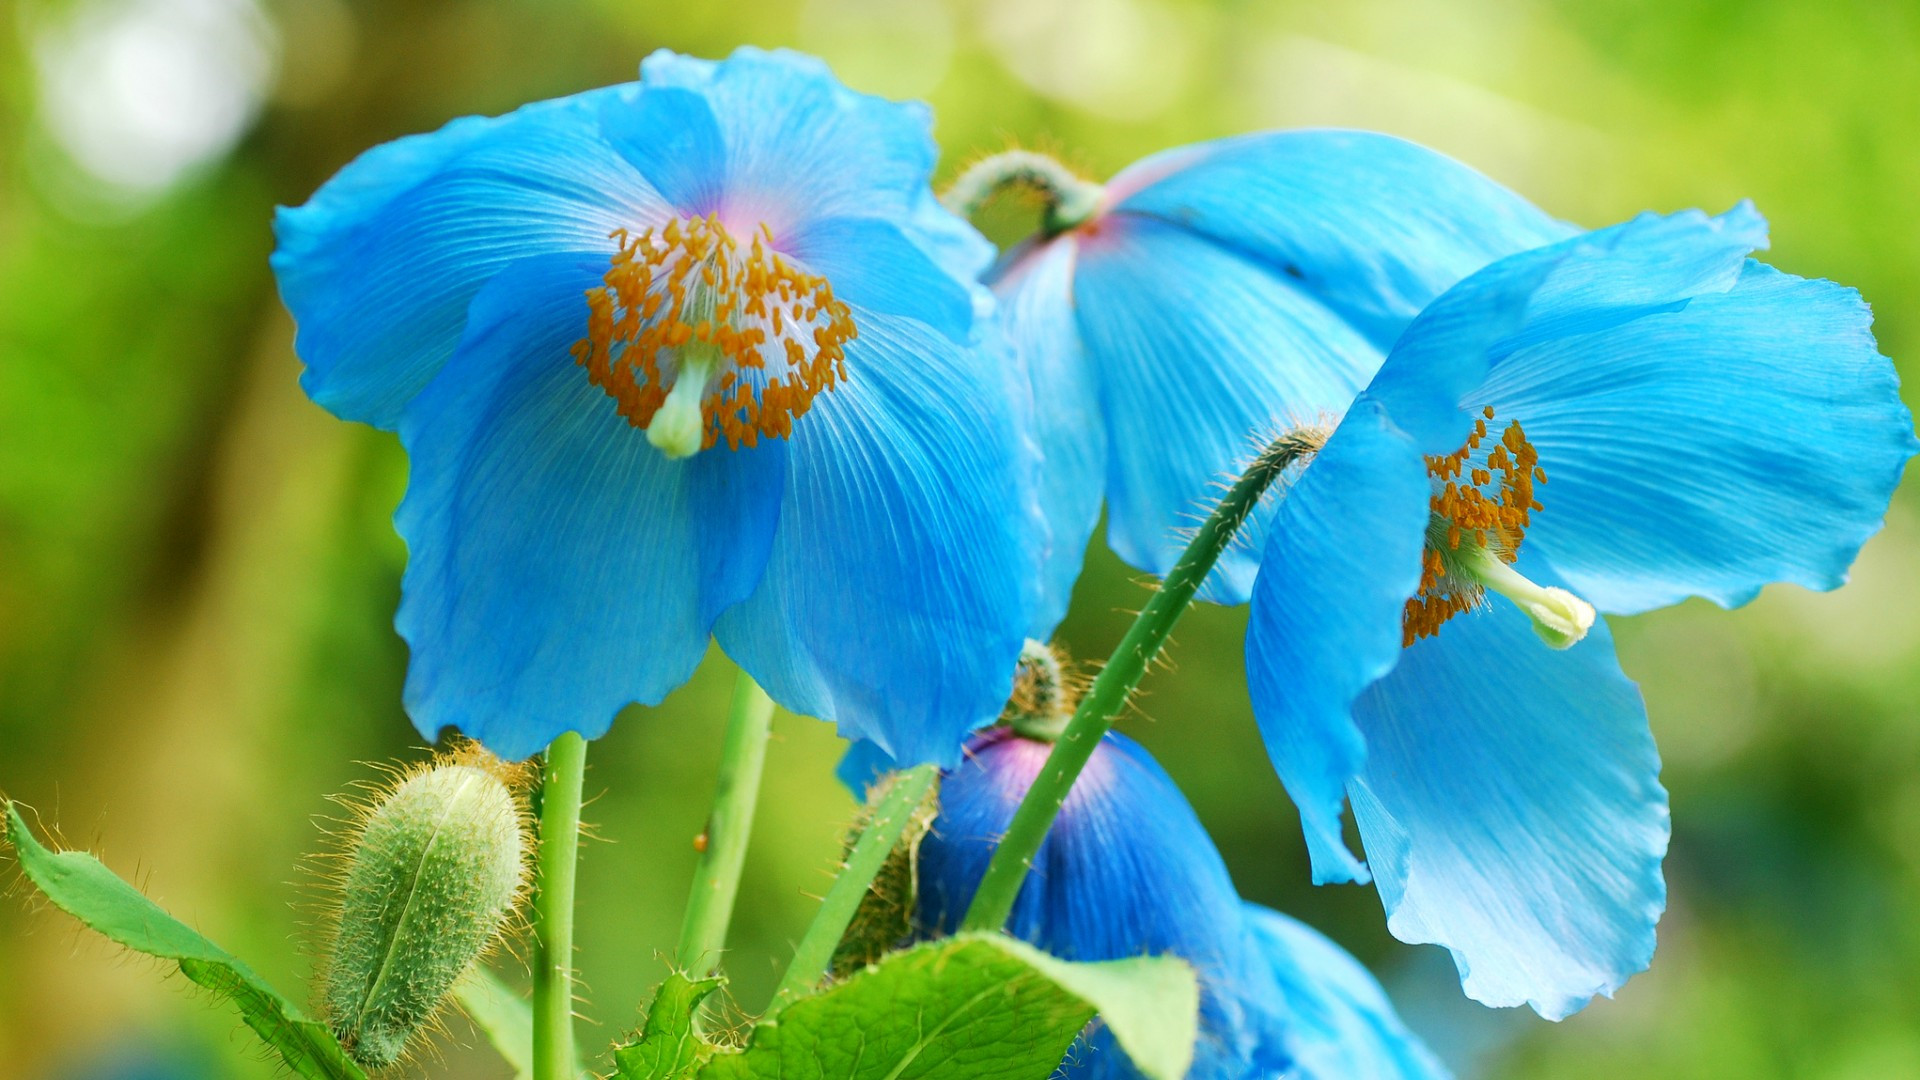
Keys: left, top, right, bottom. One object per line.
{"left": 990, "top": 936, "right": 1199, "bottom": 1080}
{"left": 612, "top": 972, "right": 728, "bottom": 1080}
{"left": 705, "top": 933, "right": 1197, "bottom": 1080}
{"left": 3, "top": 800, "right": 367, "bottom": 1080}
{"left": 455, "top": 966, "right": 536, "bottom": 1080}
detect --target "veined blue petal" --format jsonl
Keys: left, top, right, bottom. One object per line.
{"left": 1487, "top": 261, "right": 1918, "bottom": 613}
{"left": 1367, "top": 204, "right": 1771, "bottom": 453}
{"left": 1348, "top": 565, "right": 1669, "bottom": 1020}
{"left": 1365, "top": 246, "right": 1567, "bottom": 453}
{"left": 627, "top": 47, "right": 948, "bottom": 247}
{"left": 395, "top": 255, "right": 786, "bottom": 760}
{"left": 992, "top": 240, "right": 1104, "bottom": 640}
{"left": 272, "top": 84, "right": 667, "bottom": 429}
{"left": 1243, "top": 904, "right": 1450, "bottom": 1080}
{"left": 1496, "top": 203, "right": 1768, "bottom": 354}
{"left": 593, "top": 85, "right": 727, "bottom": 214}
{"left": 1111, "top": 129, "right": 1575, "bottom": 350}
{"left": 713, "top": 308, "right": 1039, "bottom": 768}
{"left": 1245, "top": 400, "right": 1431, "bottom": 884}
{"left": 784, "top": 215, "right": 978, "bottom": 343}
{"left": 917, "top": 732, "right": 1282, "bottom": 1079}
{"left": 1072, "top": 217, "right": 1380, "bottom": 603}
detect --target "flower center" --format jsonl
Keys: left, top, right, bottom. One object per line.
{"left": 570, "top": 214, "right": 857, "bottom": 459}
{"left": 1402, "top": 407, "right": 1594, "bottom": 649}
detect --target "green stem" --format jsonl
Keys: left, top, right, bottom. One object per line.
{"left": 532, "top": 731, "right": 587, "bottom": 1080}
{"left": 766, "top": 763, "right": 940, "bottom": 1011}
{"left": 960, "top": 428, "right": 1325, "bottom": 933}
{"left": 677, "top": 669, "right": 776, "bottom": 973}
{"left": 941, "top": 149, "right": 1104, "bottom": 236}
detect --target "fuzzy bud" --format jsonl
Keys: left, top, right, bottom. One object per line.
{"left": 1001, "top": 639, "right": 1079, "bottom": 741}
{"left": 321, "top": 748, "right": 530, "bottom": 1069}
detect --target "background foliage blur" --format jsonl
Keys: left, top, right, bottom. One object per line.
{"left": 2, "top": 0, "right": 1917, "bottom": 1076}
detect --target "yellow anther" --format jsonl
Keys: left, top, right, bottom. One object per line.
{"left": 570, "top": 215, "right": 858, "bottom": 454}
{"left": 1403, "top": 407, "right": 1561, "bottom": 646}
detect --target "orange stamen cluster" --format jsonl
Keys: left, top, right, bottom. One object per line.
{"left": 1402, "top": 406, "right": 1549, "bottom": 646}
{"left": 570, "top": 214, "right": 856, "bottom": 450}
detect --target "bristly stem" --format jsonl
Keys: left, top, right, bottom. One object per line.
{"left": 766, "top": 763, "right": 940, "bottom": 1012}
{"left": 941, "top": 149, "right": 1104, "bottom": 236}
{"left": 960, "top": 428, "right": 1326, "bottom": 933}
{"left": 677, "top": 669, "right": 776, "bottom": 974}
{"left": 532, "top": 731, "right": 587, "bottom": 1080}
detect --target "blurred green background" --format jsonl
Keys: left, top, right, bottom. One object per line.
{"left": 3, "top": 0, "right": 1918, "bottom": 1076}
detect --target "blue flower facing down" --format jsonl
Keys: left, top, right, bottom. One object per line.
{"left": 1245, "top": 204, "right": 1916, "bottom": 1018}
{"left": 990, "top": 133, "right": 1575, "bottom": 631}
{"left": 272, "top": 48, "right": 1041, "bottom": 763}
{"left": 915, "top": 729, "right": 1447, "bottom": 1080}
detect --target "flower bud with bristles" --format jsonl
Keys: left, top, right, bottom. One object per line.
{"left": 318, "top": 743, "right": 532, "bottom": 1070}
{"left": 1001, "top": 639, "right": 1081, "bottom": 742}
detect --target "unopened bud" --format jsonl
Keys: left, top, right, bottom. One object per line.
{"left": 321, "top": 746, "right": 530, "bottom": 1069}
{"left": 1001, "top": 639, "right": 1078, "bottom": 741}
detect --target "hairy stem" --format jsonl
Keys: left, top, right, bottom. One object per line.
{"left": 941, "top": 149, "right": 1104, "bottom": 236}
{"left": 960, "top": 429, "right": 1324, "bottom": 932}
{"left": 532, "top": 732, "right": 587, "bottom": 1080}
{"left": 766, "top": 763, "right": 940, "bottom": 1011}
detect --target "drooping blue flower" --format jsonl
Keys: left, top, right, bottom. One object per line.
{"left": 989, "top": 134, "right": 1575, "bottom": 631}
{"left": 1245, "top": 204, "right": 1916, "bottom": 1019}
{"left": 914, "top": 728, "right": 1447, "bottom": 1080}
{"left": 271, "top": 48, "right": 1040, "bottom": 763}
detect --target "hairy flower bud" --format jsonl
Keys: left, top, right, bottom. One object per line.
{"left": 319, "top": 746, "right": 531, "bottom": 1069}
{"left": 1000, "top": 639, "right": 1080, "bottom": 741}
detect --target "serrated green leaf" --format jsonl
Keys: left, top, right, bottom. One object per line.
{"left": 704, "top": 933, "right": 1197, "bottom": 1080}
{"left": 455, "top": 966, "right": 536, "bottom": 1080}
{"left": 612, "top": 972, "right": 728, "bottom": 1080}
{"left": 4, "top": 801, "right": 368, "bottom": 1080}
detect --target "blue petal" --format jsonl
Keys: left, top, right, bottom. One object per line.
{"left": 625, "top": 48, "right": 972, "bottom": 263}
{"left": 1243, "top": 904, "right": 1450, "bottom": 1080}
{"left": 1071, "top": 217, "right": 1381, "bottom": 603}
{"left": 272, "top": 84, "right": 667, "bottom": 429}
{"left": 1348, "top": 567, "right": 1669, "bottom": 1020}
{"left": 834, "top": 739, "right": 900, "bottom": 798}
{"left": 1110, "top": 129, "right": 1576, "bottom": 350}
{"left": 1500, "top": 203, "right": 1769, "bottom": 352}
{"left": 395, "top": 255, "right": 786, "bottom": 760}
{"left": 1487, "top": 261, "right": 1918, "bottom": 613}
{"left": 1366, "top": 204, "right": 1773, "bottom": 453}
{"left": 1245, "top": 399, "right": 1431, "bottom": 884}
{"left": 1363, "top": 246, "right": 1567, "bottom": 452}
{"left": 992, "top": 239, "right": 1105, "bottom": 639}
{"left": 712, "top": 307, "right": 1041, "bottom": 768}
{"left": 593, "top": 85, "right": 727, "bottom": 213}
{"left": 917, "top": 732, "right": 1283, "bottom": 1079}
{"left": 784, "top": 215, "right": 978, "bottom": 343}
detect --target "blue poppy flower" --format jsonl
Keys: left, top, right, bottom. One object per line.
{"left": 271, "top": 47, "right": 1040, "bottom": 763}
{"left": 989, "top": 133, "right": 1575, "bottom": 631}
{"left": 915, "top": 728, "right": 1446, "bottom": 1079}
{"left": 1245, "top": 204, "right": 1916, "bottom": 1018}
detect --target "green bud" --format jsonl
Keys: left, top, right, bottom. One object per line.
{"left": 1001, "top": 639, "right": 1078, "bottom": 741}
{"left": 321, "top": 746, "right": 531, "bottom": 1069}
